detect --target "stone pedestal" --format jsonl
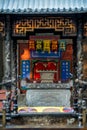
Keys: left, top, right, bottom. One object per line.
{"left": 26, "top": 89, "right": 71, "bottom": 107}
{"left": 38, "top": 70, "right": 57, "bottom": 83}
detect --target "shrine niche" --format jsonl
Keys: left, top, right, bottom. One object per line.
{"left": 1, "top": 0, "right": 87, "bottom": 127}
{"left": 18, "top": 33, "right": 73, "bottom": 90}
{"left": 13, "top": 17, "right": 76, "bottom": 36}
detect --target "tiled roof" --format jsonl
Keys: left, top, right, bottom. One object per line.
{"left": 0, "top": 0, "right": 87, "bottom": 14}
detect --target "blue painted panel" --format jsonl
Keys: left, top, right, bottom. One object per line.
{"left": 21, "top": 60, "right": 30, "bottom": 79}
{"left": 31, "top": 50, "right": 61, "bottom": 58}
{"left": 61, "top": 60, "right": 70, "bottom": 81}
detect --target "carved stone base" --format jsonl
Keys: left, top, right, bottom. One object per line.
{"left": 25, "top": 82, "right": 72, "bottom": 89}
{"left": 26, "top": 89, "right": 71, "bottom": 107}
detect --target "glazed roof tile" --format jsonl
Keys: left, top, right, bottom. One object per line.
{"left": 0, "top": 0, "right": 87, "bottom": 14}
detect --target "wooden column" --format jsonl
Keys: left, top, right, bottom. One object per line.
{"left": 3, "top": 15, "right": 11, "bottom": 83}
{"left": 2, "top": 109, "right": 6, "bottom": 127}
{"left": 2, "top": 15, "right": 11, "bottom": 120}
{"left": 76, "top": 18, "right": 83, "bottom": 127}
{"left": 11, "top": 41, "right": 18, "bottom": 114}
{"left": 77, "top": 19, "right": 83, "bottom": 79}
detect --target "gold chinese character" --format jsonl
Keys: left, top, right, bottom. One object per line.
{"left": 29, "top": 40, "right": 35, "bottom": 50}
{"left": 36, "top": 40, "right": 42, "bottom": 51}
{"left": 51, "top": 40, "right": 58, "bottom": 51}
{"left": 59, "top": 40, "right": 66, "bottom": 51}
{"left": 43, "top": 40, "right": 50, "bottom": 53}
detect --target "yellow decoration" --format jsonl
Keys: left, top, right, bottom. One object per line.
{"left": 36, "top": 40, "right": 42, "bottom": 51}
{"left": 43, "top": 40, "right": 51, "bottom": 53}
{"left": 18, "top": 106, "right": 74, "bottom": 113}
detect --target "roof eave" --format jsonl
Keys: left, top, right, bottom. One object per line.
{"left": 0, "top": 8, "right": 87, "bottom": 15}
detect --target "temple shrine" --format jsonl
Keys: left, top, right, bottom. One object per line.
{"left": 0, "top": 0, "right": 87, "bottom": 129}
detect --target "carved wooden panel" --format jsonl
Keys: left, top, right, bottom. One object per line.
{"left": 0, "top": 21, "right": 5, "bottom": 36}
{"left": 83, "top": 41, "right": 87, "bottom": 79}
{"left": 13, "top": 17, "right": 76, "bottom": 36}
{"left": 84, "top": 22, "right": 87, "bottom": 36}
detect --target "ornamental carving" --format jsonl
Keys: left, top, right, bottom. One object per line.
{"left": 84, "top": 22, "right": 87, "bottom": 36}
{"left": 0, "top": 21, "right": 5, "bottom": 36}
{"left": 13, "top": 17, "right": 76, "bottom": 36}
